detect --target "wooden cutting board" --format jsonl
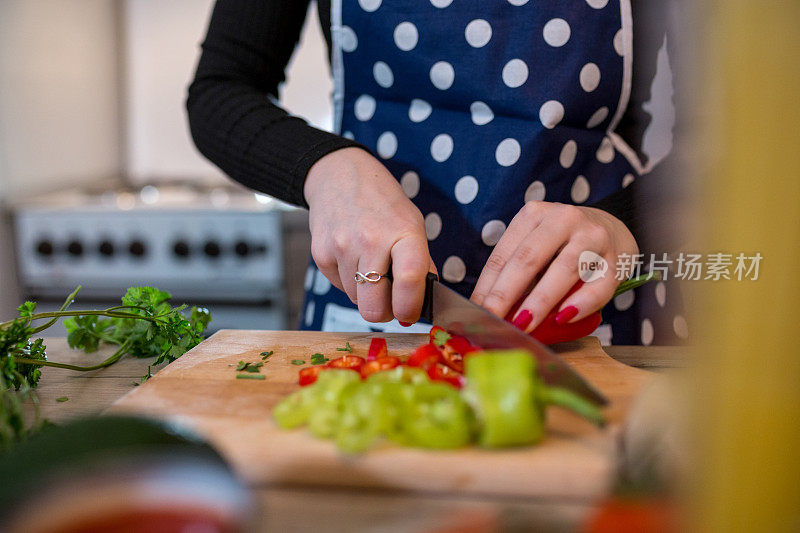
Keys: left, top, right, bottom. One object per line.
{"left": 108, "top": 330, "right": 652, "bottom": 499}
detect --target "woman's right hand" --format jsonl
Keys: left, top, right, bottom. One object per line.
{"left": 304, "top": 147, "right": 434, "bottom": 324}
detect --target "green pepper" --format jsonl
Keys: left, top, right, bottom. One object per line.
{"left": 366, "top": 365, "right": 429, "bottom": 385}
{"left": 464, "top": 350, "right": 604, "bottom": 448}
{"left": 401, "top": 382, "right": 472, "bottom": 449}
{"left": 307, "top": 369, "right": 362, "bottom": 439}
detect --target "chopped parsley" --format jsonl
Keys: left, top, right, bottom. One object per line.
{"left": 56, "top": 396, "right": 69, "bottom": 403}
{"left": 236, "top": 374, "right": 266, "bottom": 380}
{"left": 260, "top": 350, "right": 274, "bottom": 360}
{"left": 336, "top": 342, "right": 353, "bottom": 352}
{"left": 236, "top": 361, "right": 263, "bottom": 373}
{"left": 310, "top": 353, "right": 329, "bottom": 365}
{"left": 291, "top": 359, "right": 306, "bottom": 366}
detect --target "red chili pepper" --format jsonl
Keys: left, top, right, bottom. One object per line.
{"left": 360, "top": 355, "right": 401, "bottom": 378}
{"left": 366, "top": 337, "right": 388, "bottom": 361}
{"left": 407, "top": 343, "right": 442, "bottom": 369}
{"left": 427, "top": 363, "right": 463, "bottom": 388}
{"left": 531, "top": 311, "right": 603, "bottom": 345}
{"left": 440, "top": 335, "right": 478, "bottom": 373}
{"left": 298, "top": 366, "right": 322, "bottom": 386}
{"left": 429, "top": 326, "right": 450, "bottom": 346}
{"left": 326, "top": 355, "right": 366, "bottom": 372}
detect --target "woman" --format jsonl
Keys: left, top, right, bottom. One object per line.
{"left": 188, "top": 0, "right": 682, "bottom": 344}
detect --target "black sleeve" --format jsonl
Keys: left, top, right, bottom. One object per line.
{"left": 186, "top": 0, "right": 361, "bottom": 208}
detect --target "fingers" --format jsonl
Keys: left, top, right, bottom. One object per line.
{"left": 356, "top": 252, "right": 394, "bottom": 323}
{"left": 338, "top": 255, "right": 359, "bottom": 304}
{"left": 471, "top": 203, "right": 545, "bottom": 307}
{"left": 477, "top": 224, "right": 569, "bottom": 321}
{"left": 390, "top": 235, "right": 432, "bottom": 323}
{"left": 555, "top": 253, "right": 620, "bottom": 322}
{"left": 514, "top": 245, "right": 582, "bottom": 332}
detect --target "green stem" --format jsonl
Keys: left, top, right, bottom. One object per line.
{"left": 15, "top": 341, "right": 131, "bottom": 372}
{"left": 541, "top": 386, "right": 606, "bottom": 427}
{"left": 29, "top": 286, "right": 83, "bottom": 334}
{"left": 613, "top": 272, "right": 661, "bottom": 298}
{"left": 1, "top": 310, "right": 166, "bottom": 330}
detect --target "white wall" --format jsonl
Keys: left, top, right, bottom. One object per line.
{"left": 0, "top": 0, "right": 121, "bottom": 200}
{"left": 124, "top": 0, "right": 333, "bottom": 185}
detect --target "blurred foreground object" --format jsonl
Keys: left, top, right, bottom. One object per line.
{"left": 0, "top": 416, "right": 253, "bottom": 533}
{"left": 692, "top": 1, "right": 800, "bottom": 531}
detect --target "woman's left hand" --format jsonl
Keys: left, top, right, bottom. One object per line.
{"left": 470, "top": 201, "right": 638, "bottom": 332}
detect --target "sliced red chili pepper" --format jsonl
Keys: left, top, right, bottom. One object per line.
{"left": 326, "top": 355, "right": 366, "bottom": 371}
{"left": 427, "top": 363, "right": 463, "bottom": 388}
{"left": 360, "top": 355, "right": 401, "bottom": 378}
{"left": 407, "top": 343, "right": 442, "bottom": 369}
{"left": 298, "top": 366, "right": 321, "bottom": 386}
{"left": 366, "top": 337, "right": 388, "bottom": 361}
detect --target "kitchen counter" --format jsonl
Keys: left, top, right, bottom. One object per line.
{"left": 23, "top": 338, "right": 685, "bottom": 532}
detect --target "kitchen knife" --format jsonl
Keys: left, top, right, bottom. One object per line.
{"left": 418, "top": 273, "right": 608, "bottom": 406}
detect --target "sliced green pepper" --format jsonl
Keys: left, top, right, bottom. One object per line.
{"left": 366, "top": 365, "right": 429, "bottom": 385}
{"left": 307, "top": 369, "right": 362, "bottom": 439}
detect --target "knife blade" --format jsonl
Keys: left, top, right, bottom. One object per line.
{"left": 419, "top": 273, "right": 607, "bottom": 406}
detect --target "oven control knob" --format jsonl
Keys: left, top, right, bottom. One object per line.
{"left": 234, "top": 241, "right": 249, "bottom": 257}
{"left": 129, "top": 240, "right": 147, "bottom": 258}
{"left": 204, "top": 241, "right": 221, "bottom": 258}
{"left": 98, "top": 240, "right": 114, "bottom": 257}
{"left": 173, "top": 241, "right": 190, "bottom": 258}
{"left": 36, "top": 240, "right": 54, "bottom": 257}
{"left": 67, "top": 240, "right": 84, "bottom": 257}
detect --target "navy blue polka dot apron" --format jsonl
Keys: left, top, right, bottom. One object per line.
{"left": 300, "top": 0, "right": 686, "bottom": 345}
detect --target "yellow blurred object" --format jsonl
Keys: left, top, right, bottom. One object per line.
{"left": 693, "top": 1, "right": 800, "bottom": 531}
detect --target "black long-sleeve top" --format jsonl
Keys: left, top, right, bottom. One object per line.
{"left": 187, "top": 0, "right": 680, "bottom": 247}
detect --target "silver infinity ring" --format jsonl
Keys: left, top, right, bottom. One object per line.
{"left": 355, "top": 271, "right": 385, "bottom": 284}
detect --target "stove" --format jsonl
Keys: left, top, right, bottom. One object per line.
{"left": 12, "top": 183, "right": 293, "bottom": 333}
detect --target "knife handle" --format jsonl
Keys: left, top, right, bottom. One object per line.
{"left": 385, "top": 269, "right": 438, "bottom": 324}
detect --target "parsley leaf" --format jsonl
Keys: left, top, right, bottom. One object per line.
{"left": 291, "top": 360, "right": 306, "bottom": 366}
{"left": 310, "top": 353, "right": 329, "bottom": 365}
{"left": 260, "top": 350, "right": 274, "bottom": 360}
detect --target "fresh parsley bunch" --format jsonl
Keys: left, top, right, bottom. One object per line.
{"left": 0, "top": 286, "right": 211, "bottom": 450}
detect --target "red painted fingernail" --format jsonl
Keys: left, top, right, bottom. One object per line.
{"left": 399, "top": 321, "right": 412, "bottom": 327}
{"left": 555, "top": 306, "right": 579, "bottom": 325}
{"left": 512, "top": 309, "right": 533, "bottom": 330}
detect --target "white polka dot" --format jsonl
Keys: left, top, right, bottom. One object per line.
{"left": 673, "top": 315, "right": 689, "bottom": 339}
{"left": 655, "top": 281, "right": 667, "bottom": 307}
{"left": 454, "top": 176, "right": 479, "bottom": 204}
{"left": 587, "top": 107, "right": 609, "bottom": 128}
{"left": 400, "top": 171, "right": 420, "bottom": 198}
{"left": 373, "top": 61, "right": 393, "bottom": 88}
{"left": 507, "top": 0, "right": 529, "bottom": 5}
{"left": 495, "top": 138, "right": 521, "bottom": 167}
{"left": 442, "top": 256, "right": 466, "bottom": 283}
{"left": 394, "top": 22, "right": 418, "bottom": 51}
{"left": 586, "top": 0, "right": 609, "bottom": 8}
{"left": 304, "top": 266, "right": 315, "bottom": 291}
{"left": 580, "top": 63, "right": 601, "bottom": 92}
{"left": 641, "top": 318, "right": 654, "bottom": 345}
{"left": 358, "top": 0, "right": 381, "bottom": 12}
{"left": 539, "top": 100, "right": 565, "bottom": 129}
{"left": 313, "top": 272, "right": 332, "bottom": 295}
{"left": 543, "top": 18, "right": 571, "bottom": 47}
{"left": 377, "top": 131, "right": 397, "bottom": 159}
{"left": 354, "top": 95, "right": 376, "bottom": 121}
{"left": 622, "top": 174, "right": 635, "bottom": 188}
{"left": 465, "top": 19, "right": 492, "bottom": 48}
{"left": 470, "top": 101, "right": 494, "bottom": 125}
{"left": 571, "top": 175, "right": 590, "bottom": 203}
{"left": 481, "top": 220, "right": 506, "bottom": 246}
{"left": 560, "top": 140, "right": 578, "bottom": 168}
{"left": 502, "top": 59, "right": 529, "bottom": 88}
{"left": 431, "top": 0, "right": 452, "bottom": 6}
{"left": 342, "top": 131, "right": 355, "bottom": 140}
{"left": 613, "top": 28, "right": 624, "bottom": 56}
{"left": 524, "top": 180, "right": 546, "bottom": 202}
{"left": 430, "top": 134, "right": 454, "bottom": 162}
{"left": 341, "top": 26, "right": 358, "bottom": 52}
{"left": 409, "top": 99, "right": 432, "bottom": 122}
{"left": 424, "top": 212, "right": 442, "bottom": 240}
{"left": 305, "top": 300, "right": 316, "bottom": 326}
{"left": 596, "top": 137, "right": 615, "bottom": 163}
{"left": 430, "top": 61, "right": 455, "bottom": 90}
{"left": 614, "top": 290, "right": 635, "bottom": 311}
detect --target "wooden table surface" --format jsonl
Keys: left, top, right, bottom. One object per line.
{"left": 24, "top": 338, "right": 686, "bottom": 533}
